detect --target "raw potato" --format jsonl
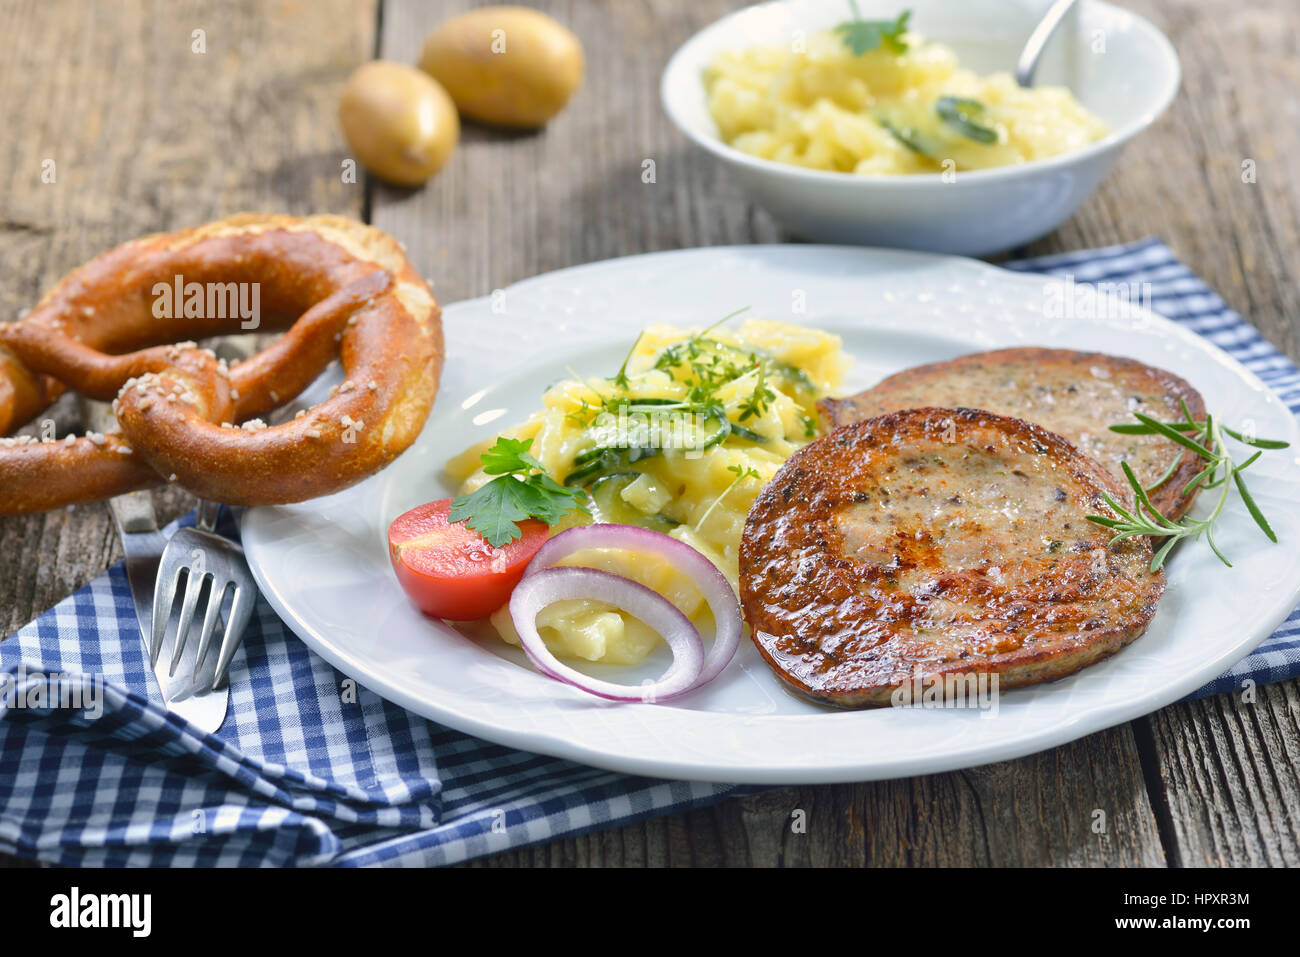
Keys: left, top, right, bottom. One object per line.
{"left": 339, "top": 61, "right": 460, "bottom": 186}
{"left": 419, "top": 6, "right": 583, "bottom": 128}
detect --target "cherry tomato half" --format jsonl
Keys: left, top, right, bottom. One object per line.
{"left": 388, "top": 498, "right": 549, "bottom": 621}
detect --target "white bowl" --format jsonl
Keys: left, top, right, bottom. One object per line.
{"left": 661, "top": 0, "right": 1180, "bottom": 255}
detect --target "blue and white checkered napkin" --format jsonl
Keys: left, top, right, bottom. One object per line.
{"left": 3, "top": 239, "right": 1299, "bottom": 867}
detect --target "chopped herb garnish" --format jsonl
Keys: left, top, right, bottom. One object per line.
{"left": 609, "top": 331, "right": 644, "bottom": 390}
{"left": 450, "top": 437, "right": 589, "bottom": 547}
{"left": 696, "top": 464, "right": 761, "bottom": 531}
{"left": 737, "top": 360, "right": 777, "bottom": 422}
{"left": 554, "top": 309, "right": 825, "bottom": 490}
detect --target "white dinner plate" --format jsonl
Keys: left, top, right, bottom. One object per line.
{"left": 242, "top": 245, "right": 1300, "bottom": 784}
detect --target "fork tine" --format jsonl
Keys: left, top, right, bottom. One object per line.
{"left": 169, "top": 569, "right": 209, "bottom": 677}
{"left": 192, "top": 578, "right": 230, "bottom": 681}
{"left": 212, "top": 582, "right": 256, "bottom": 688}
{"left": 150, "top": 560, "right": 183, "bottom": 666}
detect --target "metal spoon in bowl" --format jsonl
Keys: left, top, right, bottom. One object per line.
{"left": 1016, "top": 0, "right": 1081, "bottom": 87}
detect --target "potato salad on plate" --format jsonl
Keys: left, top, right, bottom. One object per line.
{"left": 444, "top": 318, "right": 848, "bottom": 666}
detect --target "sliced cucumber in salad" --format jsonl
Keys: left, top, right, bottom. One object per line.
{"left": 587, "top": 473, "right": 679, "bottom": 533}
{"left": 564, "top": 406, "right": 764, "bottom": 487}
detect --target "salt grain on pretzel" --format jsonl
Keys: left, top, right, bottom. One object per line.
{"left": 0, "top": 213, "right": 443, "bottom": 513}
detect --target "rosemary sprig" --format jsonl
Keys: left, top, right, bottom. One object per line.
{"left": 1086, "top": 403, "right": 1289, "bottom": 571}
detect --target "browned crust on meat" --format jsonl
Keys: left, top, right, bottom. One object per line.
{"left": 818, "top": 348, "right": 1207, "bottom": 520}
{"left": 739, "top": 407, "right": 1166, "bottom": 709}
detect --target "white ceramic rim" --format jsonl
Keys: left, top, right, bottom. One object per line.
{"left": 242, "top": 244, "right": 1300, "bottom": 784}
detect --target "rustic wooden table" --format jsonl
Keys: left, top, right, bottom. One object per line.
{"left": 1, "top": 0, "right": 1297, "bottom": 867}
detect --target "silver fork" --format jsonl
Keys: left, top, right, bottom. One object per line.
{"left": 151, "top": 500, "right": 257, "bottom": 689}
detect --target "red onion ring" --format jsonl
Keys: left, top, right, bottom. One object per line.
{"left": 524, "top": 524, "right": 743, "bottom": 689}
{"left": 508, "top": 566, "right": 704, "bottom": 702}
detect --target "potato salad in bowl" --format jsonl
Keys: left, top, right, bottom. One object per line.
{"left": 661, "top": 0, "right": 1179, "bottom": 252}
{"left": 704, "top": 10, "right": 1107, "bottom": 175}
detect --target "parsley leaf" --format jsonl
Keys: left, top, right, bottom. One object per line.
{"left": 449, "top": 478, "right": 540, "bottom": 546}
{"left": 530, "top": 473, "right": 590, "bottom": 523}
{"left": 479, "top": 435, "right": 546, "bottom": 475}
{"left": 834, "top": 5, "right": 910, "bottom": 57}
{"left": 449, "top": 437, "right": 589, "bottom": 547}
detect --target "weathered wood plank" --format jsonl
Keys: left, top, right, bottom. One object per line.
{"left": 0, "top": 0, "right": 377, "bottom": 866}
{"left": 2, "top": 0, "right": 1296, "bottom": 868}
{"left": 462, "top": 725, "right": 1166, "bottom": 867}
{"left": 1141, "top": 681, "right": 1300, "bottom": 866}
{"left": 0, "top": 0, "right": 376, "bottom": 638}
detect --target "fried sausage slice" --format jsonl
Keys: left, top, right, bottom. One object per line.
{"left": 739, "top": 407, "right": 1165, "bottom": 708}
{"left": 818, "top": 348, "right": 1207, "bottom": 519}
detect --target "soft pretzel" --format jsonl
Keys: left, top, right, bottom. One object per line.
{"left": 0, "top": 214, "right": 443, "bottom": 513}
